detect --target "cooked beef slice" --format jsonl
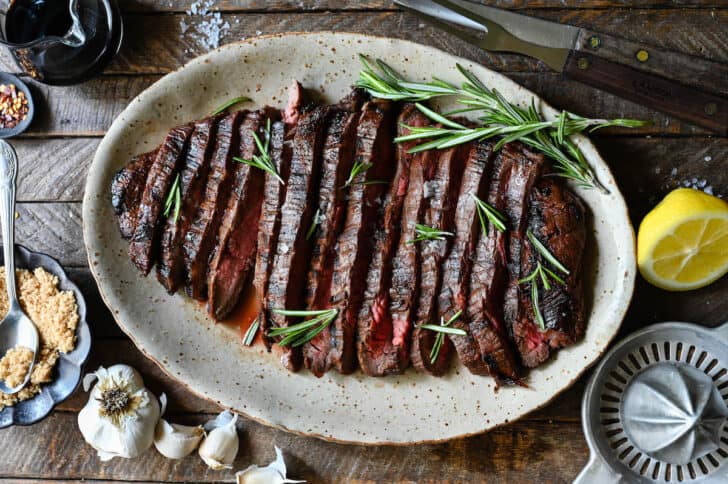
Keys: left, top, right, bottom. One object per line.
{"left": 312, "top": 99, "right": 397, "bottom": 376}
{"left": 266, "top": 106, "right": 330, "bottom": 372}
{"left": 512, "top": 177, "right": 587, "bottom": 367}
{"left": 183, "top": 110, "right": 246, "bottom": 300}
{"left": 157, "top": 116, "right": 219, "bottom": 293}
{"left": 207, "top": 110, "right": 277, "bottom": 320}
{"left": 439, "top": 141, "right": 495, "bottom": 376}
{"left": 253, "top": 120, "right": 293, "bottom": 351}
{"left": 129, "top": 124, "right": 194, "bottom": 275}
{"left": 356, "top": 104, "right": 421, "bottom": 376}
{"left": 409, "top": 144, "right": 467, "bottom": 375}
{"left": 111, "top": 149, "right": 157, "bottom": 240}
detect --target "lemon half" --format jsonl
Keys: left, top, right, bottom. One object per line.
{"left": 638, "top": 188, "right": 728, "bottom": 291}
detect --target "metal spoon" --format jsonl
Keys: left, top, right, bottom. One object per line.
{"left": 0, "top": 140, "right": 38, "bottom": 395}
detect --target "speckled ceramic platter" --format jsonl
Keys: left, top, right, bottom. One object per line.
{"left": 83, "top": 33, "right": 636, "bottom": 444}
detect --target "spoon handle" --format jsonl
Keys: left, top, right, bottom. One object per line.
{"left": 0, "top": 140, "right": 19, "bottom": 309}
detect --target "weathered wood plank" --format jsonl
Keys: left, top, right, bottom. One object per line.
{"left": 0, "top": 411, "right": 588, "bottom": 482}
{"left": 10, "top": 203, "right": 85, "bottom": 267}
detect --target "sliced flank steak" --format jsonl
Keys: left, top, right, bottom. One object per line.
{"left": 111, "top": 149, "right": 157, "bottom": 240}
{"left": 439, "top": 141, "right": 496, "bottom": 376}
{"left": 316, "top": 99, "right": 397, "bottom": 376}
{"left": 157, "top": 116, "right": 219, "bottom": 294}
{"left": 207, "top": 109, "right": 278, "bottom": 320}
{"left": 129, "top": 124, "right": 194, "bottom": 275}
{"left": 356, "top": 104, "right": 420, "bottom": 376}
{"left": 512, "top": 177, "right": 587, "bottom": 367}
{"left": 183, "top": 110, "right": 246, "bottom": 300}
{"left": 266, "top": 106, "right": 330, "bottom": 372}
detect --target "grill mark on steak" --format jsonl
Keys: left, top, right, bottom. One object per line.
{"left": 157, "top": 116, "right": 219, "bottom": 294}
{"left": 467, "top": 150, "right": 522, "bottom": 382}
{"left": 410, "top": 144, "right": 468, "bottom": 375}
{"left": 302, "top": 109, "right": 363, "bottom": 375}
{"left": 129, "top": 124, "right": 194, "bottom": 275}
{"left": 253, "top": 120, "right": 292, "bottom": 351}
{"left": 182, "top": 110, "right": 246, "bottom": 300}
{"left": 111, "top": 149, "right": 157, "bottom": 240}
{"left": 356, "top": 104, "right": 421, "bottom": 377}
{"left": 207, "top": 109, "right": 278, "bottom": 320}
{"left": 513, "top": 178, "right": 587, "bottom": 367}
{"left": 438, "top": 141, "right": 495, "bottom": 376}
{"left": 318, "top": 99, "right": 397, "bottom": 376}
{"left": 266, "top": 106, "right": 330, "bottom": 372}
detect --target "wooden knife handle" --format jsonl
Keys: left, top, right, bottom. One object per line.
{"left": 563, "top": 50, "right": 728, "bottom": 135}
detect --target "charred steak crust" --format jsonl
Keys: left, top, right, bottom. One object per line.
{"left": 207, "top": 109, "right": 278, "bottom": 320}
{"left": 111, "top": 149, "right": 157, "bottom": 240}
{"left": 322, "top": 99, "right": 397, "bottom": 375}
{"left": 253, "top": 120, "right": 292, "bottom": 351}
{"left": 513, "top": 178, "right": 587, "bottom": 368}
{"left": 266, "top": 106, "right": 330, "bottom": 372}
{"left": 183, "top": 110, "right": 246, "bottom": 301}
{"left": 439, "top": 141, "right": 495, "bottom": 377}
{"left": 356, "top": 104, "right": 420, "bottom": 377}
{"left": 157, "top": 116, "right": 219, "bottom": 294}
{"left": 129, "top": 124, "right": 194, "bottom": 275}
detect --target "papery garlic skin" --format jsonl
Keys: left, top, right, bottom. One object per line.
{"left": 198, "top": 411, "right": 239, "bottom": 470}
{"left": 236, "top": 446, "right": 305, "bottom": 484}
{"left": 154, "top": 419, "right": 205, "bottom": 459}
{"left": 77, "top": 365, "right": 161, "bottom": 461}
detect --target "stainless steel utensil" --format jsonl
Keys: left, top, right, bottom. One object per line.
{"left": 0, "top": 140, "right": 39, "bottom": 395}
{"left": 576, "top": 322, "right": 728, "bottom": 483}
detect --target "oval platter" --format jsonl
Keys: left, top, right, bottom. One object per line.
{"left": 83, "top": 32, "right": 636, "bottom": 445}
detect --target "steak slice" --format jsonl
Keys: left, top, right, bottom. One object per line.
{"left": 129, "top": 124, "right": 194, "bottom": 275}
{"left": 356, "top": 104, "right": 420, "bottom": 376}
{"left": 439, "top": 141, "right": 495, "bottom": 376}
{"left": 157, "top": 116, "right": 219, "bottom": 293}
{"left": 253, "top": 120, "right": 293, "bottom": 350}
{"left": 183, "top": 110, "right": 245, "bottom": 300}
{"left": 302, "top": 108, "right": 362, "bottom": 374}
{"left": 266, "top": 106, "right": 330, "bottom": 372}
{"left": 319, "top": 99, "right": 397, "bottom": 375}
{"left": 512, "top": 178, "right": 587, "bottom": 367}
{"left": 207, "top": 110, "right": 277, "bottom": 320}
{"left": 111, "top": 149, "right": 157, "bottom": 240}
{"left": 410, "top": 144, "right": 467, "bottom": 375}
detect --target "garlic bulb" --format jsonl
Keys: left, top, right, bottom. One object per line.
{"left": 77, "top": 365, "right": 162, "bottom": 461}
{"left": 236, "top": 446, "right": 305, "bottom": 484}
{"left": 198, "top": 411, "right": 240, "bottom": 469}
{"left": 154, "top": 394, "right": 204, "bottom": 459}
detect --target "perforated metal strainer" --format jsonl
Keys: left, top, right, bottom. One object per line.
{"left": 576, "top": 322, "right": 728, "bottom": 483}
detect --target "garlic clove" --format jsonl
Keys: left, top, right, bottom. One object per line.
{"left": 236, "top": 446, "right": 305, "bottom": 484}
{"left": 154, "top": 418, "right": 205, "bottom": 459}
{"left": 198, "top": 411, "right": 239, "bottom": 470}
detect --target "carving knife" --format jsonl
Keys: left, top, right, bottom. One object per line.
{"left": 394, "top": 0, "right": 728, "bottom": 135}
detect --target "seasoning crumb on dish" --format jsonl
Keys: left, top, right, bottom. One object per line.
{"left": 0, "top": 84, "right": 29, "bottom": 130}
{"left": 0, "top": 267, "right": 78, "bottom": 409}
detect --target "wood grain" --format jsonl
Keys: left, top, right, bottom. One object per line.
{"left": 12, "top": 203, "right": 85, "bottom": 267}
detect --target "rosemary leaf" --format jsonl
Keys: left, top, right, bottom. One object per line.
{"left": 306, "top": 209, "right": 321, "bottom": 241}
{"left": 242, "top": 318, "right": 259, "bottom": 346}
{"left": 407, "top": 224, "right": 454, "bottom": 244}
{"left": 211, "top": 96, "right": 252, "bottom": 116}
{"left": 268, "top": 308, "right": 338, "bottom": 347}
{"left": 163, "top": 174, "right": 181, "bottom": 223}
{"left": 531, "top": 283, "right": 545, "bottom": 330}
{"left": 344, "top": 160, "right": 372, "bottom": 188}
{"left": 421, "top": 310, "right": 465, "bottom": 364}
{"left": 234, "top": 119, "right": 284, "bottom": 184}
{"left": 417, "top": 324, "right": 467, "bottom": 336}
{"left": 471, "top": 193, "right": 506, "bottom": 234}
{"left": 527, "top": 230, "right": 569, "bottom": 274}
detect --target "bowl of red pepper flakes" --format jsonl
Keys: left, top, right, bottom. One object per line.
{"left": 0, "top": 73, "right": 34, "bottom": 138}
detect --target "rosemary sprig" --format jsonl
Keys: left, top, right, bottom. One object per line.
{"left": 518, "top": 230, "right": 569, "bottom": 330}
{"left": 163, "top": 174, "right": 181, "bottom": 223}
{"left": 407, "top": 223, "right": 453, "bottom": 244}
{"left": 471, "top": 193, "right": 507, "bottom": 235}
{"left": 343, "top": 160, "right": 372, "bottom": 188}
{"left": 418, "top": 310, "right": 466, "bottom": 364}
{"left": 211, "top": 96, "right": 251, "bottom": 116}
{"left": 234, "top": 118, "right": 284, "bottom": 185}
{"left": 242, "top": 318, "right": 259, "bottom": 346}
{"left": 268, "top": 308, "right": 338, "bottom": 347}
{"left": 306, "top": 209, "right": 321, "bottom": 241}
{"left": 357, "top": 55, "right": 647, "bottom": 193}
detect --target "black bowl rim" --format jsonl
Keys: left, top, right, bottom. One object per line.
{"left": 0, "top": 244, "right": 91, "bottom": 428}
{"left": 0, "top": 73, "right": 35, "bottom": 139}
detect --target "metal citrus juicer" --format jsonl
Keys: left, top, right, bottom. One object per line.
{"left": 576, "top": 322, "right": 728, "bottom": 483}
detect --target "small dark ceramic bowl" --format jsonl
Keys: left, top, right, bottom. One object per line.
{"left": 0, "top": 73, "right": 35, "bottom": 138}
{"left": 0, "top": 245, "right": 91, "bottom": 428}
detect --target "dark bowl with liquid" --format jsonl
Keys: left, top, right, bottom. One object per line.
{"left": 0, "top": 73, "right": 34, "bottom": 138}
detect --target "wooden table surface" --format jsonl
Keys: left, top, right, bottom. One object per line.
{"left": 0, "top": 1, "right": 726, "bottom": 482}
